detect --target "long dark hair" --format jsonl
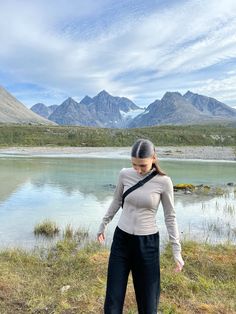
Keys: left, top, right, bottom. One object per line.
{"left": 131, "top": 139, "right": 166, "bottom": 175}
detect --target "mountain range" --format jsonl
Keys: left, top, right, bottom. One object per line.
{"left": 31, "top": 90, "right": 236, "bottom": 128}
{"left": 32, "top": 90, "right": 143, "bottom": 128}
{"left": 129, "top": 91, "right": 236, "bottom": 127}
{"left": 0, "top": 85, "right": 235, "bottom": 127}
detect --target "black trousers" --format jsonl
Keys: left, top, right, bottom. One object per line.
{"left": 104, "top": 226, "right": 160, "bottom": 314}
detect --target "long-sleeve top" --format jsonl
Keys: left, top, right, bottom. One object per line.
{"left": 97, "top": 167, "right": 184, "bottom": 266}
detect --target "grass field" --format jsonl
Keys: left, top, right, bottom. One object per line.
{"left": 0, "top": 123, "right": 235, "bottom": 147}
{"left": 0, "top": 226, "right": 235, "bottom": 314}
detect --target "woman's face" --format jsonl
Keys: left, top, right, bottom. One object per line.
{"left": 131, "top": 156, "right": 156, "bottom": 175}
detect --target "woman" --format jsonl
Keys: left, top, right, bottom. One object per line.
{"left": 97, "top": 139, "right": 184, "bottom": 314}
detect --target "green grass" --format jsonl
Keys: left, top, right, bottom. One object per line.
{"left": 0, "top": 123, "right": 235, "bottom": 147}
{"left": 34, "top": 220, "right": 60, "bottom": 237}
{"left": 63, "top": 224, "right": 89, "bottom": 242}
{"left": 0, "top": 234, "right": 235, "bottom": 313}
{"left": 34, "top": 221, "right": 89, "bottom": 244}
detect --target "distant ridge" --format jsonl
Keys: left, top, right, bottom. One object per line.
{"left": 38, "top": 90, "right": 143, "bottom": 127}
{"left": 31, "top": 103, "right": 58, "bottom": 119}
{"left": 0, "top": 86, "right": 55, "bottom": 125}
{"left": 31, "top": 89, "right": 236, "bottom": 128}
{"left": 183, "top": 91, "right": 236, "bottom": 117}
{"left": 48, "top": 97, "right": 97, "bottom": 126}
{"left": 129, "top": 91, "right": 236, "bottom": 127}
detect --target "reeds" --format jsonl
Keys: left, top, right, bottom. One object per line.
{"left": 34, "top": 220, "right": 89, "bottom": 248}
{"left": 34, "top": 219, "right": 59, "bottom": 237}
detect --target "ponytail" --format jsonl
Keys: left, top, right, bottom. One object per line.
{"left": 152, "top": 160, "right": 166, "bottom": 176}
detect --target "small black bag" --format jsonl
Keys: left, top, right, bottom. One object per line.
{"left": 121, "top": 170, "right": 158, "bottom": 208}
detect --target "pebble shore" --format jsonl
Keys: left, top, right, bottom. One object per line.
{"left": 0, "top": 146, "right": 235, "bottom": 160}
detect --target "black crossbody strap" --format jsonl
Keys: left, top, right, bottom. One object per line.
{"left": 121, "top": 169, "right": 158, "bottom": 208}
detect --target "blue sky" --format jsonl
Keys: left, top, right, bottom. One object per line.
{"left": 1, "top": 0, "right": 236, "bottom": 108}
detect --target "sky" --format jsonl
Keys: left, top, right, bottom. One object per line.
{"left": 1, "top": 0, "right": 236, "bottom": 108}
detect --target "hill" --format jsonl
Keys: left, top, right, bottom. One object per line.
{"left": 0, "top": 86, "right": 55, "bottom": 125}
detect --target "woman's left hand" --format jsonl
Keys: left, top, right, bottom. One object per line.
{"left": 174, "top": 261, "right": 183, "bottom": 273}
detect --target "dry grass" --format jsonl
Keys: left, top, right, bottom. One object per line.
{"left": 0, "top": 236, "right": 235, "bottom": 313}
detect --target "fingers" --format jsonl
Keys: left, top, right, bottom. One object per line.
{"left": 174, "top": 261, "right": 183, "bottom": 273}
{"left": 97, "top": 233, "right": 105, "bottom": 243}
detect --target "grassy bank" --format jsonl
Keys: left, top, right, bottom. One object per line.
{"left": 0, "top": 124, "right": 235, "bottom": 147}
{"left": 0, "top": 236, "right": 235, "bottom": 313}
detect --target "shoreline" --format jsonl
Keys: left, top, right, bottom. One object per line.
{"left": 0, "top": 145, "right": 235, "bottom": 161}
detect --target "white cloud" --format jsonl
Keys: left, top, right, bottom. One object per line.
{"left": 0, "top": 0, "right": 236, "bottom": 107}
{"left": 193, "top": 75, "right": 236, "bottom": 104}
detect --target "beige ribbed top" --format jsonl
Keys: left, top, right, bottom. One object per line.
{"left": 98, "top": 167, "right": 184, "bottom": 266}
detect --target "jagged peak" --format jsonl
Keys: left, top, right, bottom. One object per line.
{"left": 65, "top": 96, "right": 74, "bottom": 101}
{"left": 184, "top": 91, "right": 219, "bottom": 102}
{"left": 61, "top": 97, "right": 79, "bottom": 106}
{"left": 65, "top": 97, "right": 78, "bottom": 103}
{"left": 31, "top": 103, "right": 46, "bottom": 109}
{"left": 184, "top": 90, "right": 199, "bottom": 98}
{"left": 96, "top": 90, "right": 111, "bottom": 97}
{"left": 184, "top": 90, "right": 192, "bottom": 95}
{"left": 162, "top": 91, "right": 183, "bottom": 99}
{"left": 80, "top": 95, "right": 93, "bottom": 105}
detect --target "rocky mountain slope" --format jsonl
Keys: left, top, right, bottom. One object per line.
{"left": 30, "top": 89, "right": 236, "bottom": 128}
{"left": 46, "top": 90, "right": 143, "bottom": 127}
{"left": 0, "top": 86, "right": 55, "bottom": 125}
{"left": 129, "top": 91, "right": 236, "bottom": 127}
{"left": 183, "top": 91, "right": 236, "bottom": 117}
{"left": 31, "top": 103, "right": 58, "bottom": 119}
{"left": 49, "top": 97, "right": 97, "bottom": 126}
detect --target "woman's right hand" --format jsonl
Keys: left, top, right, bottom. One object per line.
{"left": 97, "top": 232, "right": 105, "bottom": 243}
{"left": 174, "top": 260, "right": 184, "bottom": 273}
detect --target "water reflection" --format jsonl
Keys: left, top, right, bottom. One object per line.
{"left": 0, "top": 157, "right": 235, "bottom": 248}
{"left": 0, "top": 158, "right": 130, "bottom": 203}
{"left": 1, "top": 158, "right": 236, "bottom": 203}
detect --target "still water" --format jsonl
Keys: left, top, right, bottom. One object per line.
{"left": 0, "top": 156, "right": 235, "bottom": 249}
